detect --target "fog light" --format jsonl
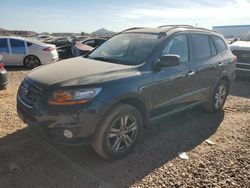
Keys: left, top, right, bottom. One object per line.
{"left": 63, "top": 130, "right": 73, "bottom": 139}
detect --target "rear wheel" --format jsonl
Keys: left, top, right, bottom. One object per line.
{"left": 92, "top": 104, "right": 143, "bottom": 160}
{"left": 24, "top": 55, "right": 40, "bottom": 69}
{"left": 204, "top": 79, "right": 229, "bottom": 112}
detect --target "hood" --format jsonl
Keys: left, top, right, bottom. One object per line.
{"left": 27, "top": 57, "right": 139, "bottom": 86}
{"left": 230, "top": 41, "right": 250, "bottom": 51}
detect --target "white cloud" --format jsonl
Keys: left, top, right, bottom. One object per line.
{"left": 117, "top": 0, "right": 250, "bottom": 21}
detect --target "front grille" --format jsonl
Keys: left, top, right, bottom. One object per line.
{"left": 232, "top": 50, "right": 250, "bottom": 64}
{"left": 18, "top": 81, "right": 42, "bottom": 107}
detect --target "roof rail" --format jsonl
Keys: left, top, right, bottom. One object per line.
{"left": 159, "top": 25, "right": 214, "bottom": 33}
{"left": 111, "top": 27, "right": 146, "bottom": 37}
{"left": 120, "top": 27, "right": 146, "bottom": 33}
{"left": 158, "top": 25, "right": 194, "bottom": 28}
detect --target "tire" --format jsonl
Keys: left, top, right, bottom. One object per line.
{"left": 0, "top": 85, "right": 6, "bottom": 90}
{"left": 204, "top": 79, "right": 229, "bottom": 112}
{"left": 24, "top": 55, "right": 41, "bottom": 69}
{"left": 92, "top": 104, "right": 143, "bottom": 160}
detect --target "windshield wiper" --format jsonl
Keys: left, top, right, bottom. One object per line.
{"left": 89, "top": 56, "right": 132, "bottom": 65}
{"left": 91, "top": 56, "right": 116, "bottom": 63}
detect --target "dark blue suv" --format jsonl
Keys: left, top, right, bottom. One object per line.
{"left": 17, "top": 26, "right": 235, "bottom": 160}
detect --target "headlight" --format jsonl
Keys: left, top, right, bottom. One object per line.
{"left": 48, "top": 88, "right": 102, "bottom": 105}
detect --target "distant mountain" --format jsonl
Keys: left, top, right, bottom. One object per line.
{"left": 91, "top": 28, "right": 116, "bottom": 37}
{"left": 0, "top": 28, "right": 37, "bottom": 36}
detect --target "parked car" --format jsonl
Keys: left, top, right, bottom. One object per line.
{"left": 72, "top": 38, "right": 107, "bottom": 57}
{"left": 230, "top": 31, "right": 250, "bottom": 77}
{"left": 45, "top": 37, "right": 72, "bottom": 47}
{"left": 17, "top": 26, "right": 235, "bottom": 160}
{"left": 36, "top": 35, "right": 52, "bottom": 42}
{"left": 0, "top": 55, "right": 8, "bottom": 89}
{"left": 0, "top": 36, "right": 58, "bottom": 69}
{"left": 44, "top": 37, "right": 73, "bottom": 59}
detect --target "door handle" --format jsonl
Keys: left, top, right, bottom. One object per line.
{"left": 218, "top": 62, "right": 224, "bottom": 67}
{"left": 187, "top": 71, "right": 195, "bottom": 77}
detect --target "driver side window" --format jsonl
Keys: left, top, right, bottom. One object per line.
{"left": 162, "top": 35, "right": 189, "bottom": 63}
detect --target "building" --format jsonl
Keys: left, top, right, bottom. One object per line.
{"left": 212, "top": 25, "right": 250, "bottom": 39}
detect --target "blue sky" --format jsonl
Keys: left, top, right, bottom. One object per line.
{"left": 1, "top": 0, "right": 250, "bottom": 33}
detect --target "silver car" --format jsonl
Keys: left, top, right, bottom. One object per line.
{"left": 0, "top": 36, "right": 59, "bottom": 69}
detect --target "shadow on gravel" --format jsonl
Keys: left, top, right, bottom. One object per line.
{"left": 56, "top": 108, "right": 224, "bottom": 187}
{"left": 4, "top": 66, "right": 29, "bottom": 72}
{"left": 230, "top": 78, "right": 250, "bottom": 99}
{"left": 0, "top": 109, "right": 224, "bottom": 187}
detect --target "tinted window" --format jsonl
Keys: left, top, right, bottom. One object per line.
{"left": 162, "top": 35, "right": 189, "bottom": 62}
{"left": 212, "top": 36, "right": 228, "bottom": 52}
{"left": 240, "top": 31, "right": 250, "bottom": 41}
{"left": 10, "top": 39, "right": 26, "bottom": 54}
{"left": 0, "top": 38, "right": 9, "bottom": 53}
{"left": 209, "top": 37, "right": 217, "bottom": 56}
{"left": 96, "top": 39, "right": 106, "bottom": 46}
{"left": 191, "top": 34, "right": 211, "bottom": 59}
{"left": 27, "top": 42, "right": 33, "bottom": 47}
{"left": 84, "top": 40, "right": 96, "bottom": 47}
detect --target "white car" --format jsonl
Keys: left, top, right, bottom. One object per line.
{"left": 0, "top": 36, "right": 59, "bottom": 69}
{"left": 230, "top": 31, "right": 250, "bottom": 77}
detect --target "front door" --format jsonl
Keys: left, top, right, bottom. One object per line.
{"left": 150, "top": 34, "right": 197, "bottom": 118}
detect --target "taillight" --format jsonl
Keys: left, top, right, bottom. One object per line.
{"left": 0, "top": 63, "right": 4, "bottom": 69}
{"left": 233, "top": 55, "right": 237, "bottom": 64}
{"left": 43, "top": 47, "right": 54, "bottom": 51}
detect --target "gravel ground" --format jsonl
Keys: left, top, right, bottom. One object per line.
{"left": 0, "top": 67, "right": 249, "bottom": 188}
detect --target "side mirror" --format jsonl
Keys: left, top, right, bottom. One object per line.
{"left": 158, "top": 54, "right": 181, "bottom": 67}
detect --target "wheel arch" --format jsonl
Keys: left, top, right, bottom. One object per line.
{"left": 219, "top": 76, "right": 230, "bottom": 88}
{"left": 95, "top": 95, "right": 150, "bottom": 136}
{"left": 119, "top": 97, "right": 150, "bottom": 128}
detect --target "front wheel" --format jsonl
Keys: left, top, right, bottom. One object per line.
{"left": 204, "top": 79, "right": 229, "bottom": 112}
{"left": 92, "top": 104, "right": 143, "bottom": 160}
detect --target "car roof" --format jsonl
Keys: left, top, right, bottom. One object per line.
{"left": 0, "top": 36, "right": 51, "bottom": 46}
{"left": 122, "top": 25, "right": 221, "bottom": 37}
{"left": 0, "top": 36, "right": 27, "bottom": 40}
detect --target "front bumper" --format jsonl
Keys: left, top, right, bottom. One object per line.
{"left": 17, "top": 94, "right": 106, "bottom": 145}
{"left": 0, "top": 69, "right": 8, "bottom": 88}
{"left": 235, "top": 62, "right": 250, "bottom": 77}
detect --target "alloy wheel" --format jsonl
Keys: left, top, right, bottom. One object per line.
{"left": 108, "top": 115, "right": 137, "bottom": 152}
{"left": 25, "top": 56, "right": 40, "bottom": 69}
{"left": 214, "top": 85, "right": 226, "bottom": 109}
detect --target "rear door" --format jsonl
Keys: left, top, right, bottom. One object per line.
{"left": 212, "top": 35, "right": 234, "bottom": 73}
{"left": 0, "top": 38, "right": 11, "bottom": 66}
{"left": 9, "top": 38, "right": 27, "bottom": 65}
{"left": 187, "top": 33, "right": 222, "bottom": 101}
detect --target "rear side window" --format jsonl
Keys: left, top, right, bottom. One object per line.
{"left": 27, "top": 42, "right": 33, "bottom": 47}
{"left": 162, "top": 34, "right": 189, "bottom": 63}
{"left": 10, "top": 39, "right": 26, "bottom": 54}
{"left": 212, "top": 36, "right": 228, "bottom": 52}
{"left": 191, "top": 34, "right": 211, "bottom": 59}
{"left": 0, "top": 38, "right": 9, "bottom": 53}
{"left": 209, "top": 37, "right": 217, "bottom": 56}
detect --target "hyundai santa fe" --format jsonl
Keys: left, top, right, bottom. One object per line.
{"left": 17, "top": 25, "right": 235, "bottom": 160}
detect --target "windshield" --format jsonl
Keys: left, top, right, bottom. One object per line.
{"left": 240, "top": 31, "right": 250, "bottom": 41}
{"left": 88, "top": 33, "right": 159, "bottom": 65}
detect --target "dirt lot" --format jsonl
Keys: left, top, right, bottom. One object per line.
{"left": 0, "top": 68, "right": 249, "bottom": 188}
